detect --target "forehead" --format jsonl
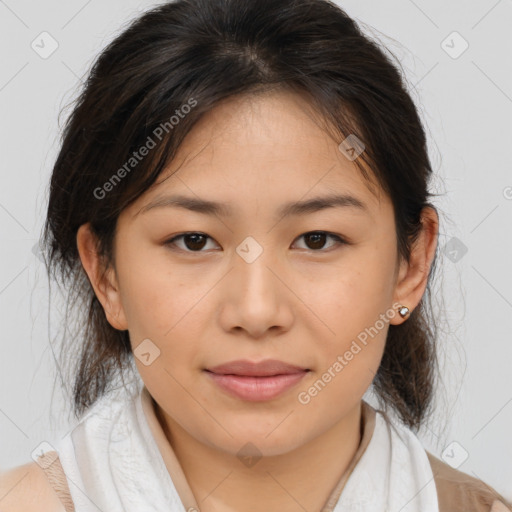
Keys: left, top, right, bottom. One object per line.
{"left": 128, "top": 89, "right": 388, "bottom": 220}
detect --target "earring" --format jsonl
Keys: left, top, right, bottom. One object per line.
{"left": 398, "top": 305, "right": 410, "bottom": 319}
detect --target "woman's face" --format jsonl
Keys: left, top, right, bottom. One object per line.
{"left": 80, "top": 90, "right": 434, "bottom": 457}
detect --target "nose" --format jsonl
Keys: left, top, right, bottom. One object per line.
{"left": 218, "top": 243, "right": 294, "bottom": 339}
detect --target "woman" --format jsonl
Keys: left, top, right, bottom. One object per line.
{"left": 1, "top": 0, "right": 510, "bottom": 510}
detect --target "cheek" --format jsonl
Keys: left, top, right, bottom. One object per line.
{"left": 312, "top": 241, "right": 397, "bottom": 337}
{"left": 115, "top": 242, "right": 201, "bottom": 332}
{"left": 298, "top": 281, "right": 390, "bottom": 417}
{"left": 120, "top": 258, "right": 210, "bottom": 392}
{"left": 115, "top": 246, "right": 221, "bottom": 374}
{"left": 302, "top": 240, "right": 396, "bottom": 392}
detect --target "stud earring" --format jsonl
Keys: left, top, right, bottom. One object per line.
{"left": 398, "top": 305, "right": 410, "bottom": 319}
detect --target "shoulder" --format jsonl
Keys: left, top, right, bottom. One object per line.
{"left": 0, "top": 459, "right": 68, "bottom": 512}
{"left": 426, "top": 450, "right": 512, "bottom": 512}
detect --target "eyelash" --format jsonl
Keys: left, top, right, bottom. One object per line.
{"left": 163, "top": 231, "right": 348, "bottom": 254}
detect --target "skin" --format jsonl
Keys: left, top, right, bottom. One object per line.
{"left": 77, "top": 89, "right": 439, "bottom": 512}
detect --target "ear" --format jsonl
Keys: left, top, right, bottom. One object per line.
{"left": 389, "top": 206, "right": 439, "bottom": 325}
{"left": 76, "top": 223, "right": 128, "bottom": 331}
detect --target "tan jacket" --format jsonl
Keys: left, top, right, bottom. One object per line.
{"left": 426, "top": 451, "right": 512, "bottom": 511}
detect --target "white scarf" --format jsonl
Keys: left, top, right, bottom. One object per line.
{"left": 53, "top": 381, "right": 439, "bottom": 512}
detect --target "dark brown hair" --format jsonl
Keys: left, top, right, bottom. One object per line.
{"left": 42, "top": 0, "right": 443, "bottom": 431}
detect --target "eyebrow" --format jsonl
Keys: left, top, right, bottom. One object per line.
{"left": 138, "top": 193, "right": 369, "bottom": 219}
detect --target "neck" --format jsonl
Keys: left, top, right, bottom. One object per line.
{"left": 155, "top": 401, "right": 364, "bottom": 512}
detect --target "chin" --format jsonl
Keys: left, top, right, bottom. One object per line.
{"left": 215, "top": 436, "right": 304, "bottom": 461}
{"left": 210, "top": 421, "right": 310, "bottom": 458}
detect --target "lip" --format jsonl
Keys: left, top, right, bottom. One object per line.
{"left": 206, "top": 359, "right": 309, "bottom": 376}
{"left": 204, "top": 359, "right": 310, "bottom": 401}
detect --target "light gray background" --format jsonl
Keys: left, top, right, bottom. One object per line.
{"left": 1, "top": 0, "right": 511, "bottom": 502}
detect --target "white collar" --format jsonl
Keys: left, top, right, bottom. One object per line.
{"left": 54, "top": 382, "right": 439, "bottom": 512}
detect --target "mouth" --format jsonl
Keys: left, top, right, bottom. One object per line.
{"left": 204, "top": 359, "right": 310, "bottom": 401}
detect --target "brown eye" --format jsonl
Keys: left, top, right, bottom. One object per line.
{"left": 182, "top": 233, "right": 208, "bottom": 251}
{"left": 304, "top": 232, "right": 327, "bottom": 250}
{"left": 165, "top": 232, "right": 218, "bottom": 252}
{"left": 293, "top": 231, "right": 346, "bottom": 251}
